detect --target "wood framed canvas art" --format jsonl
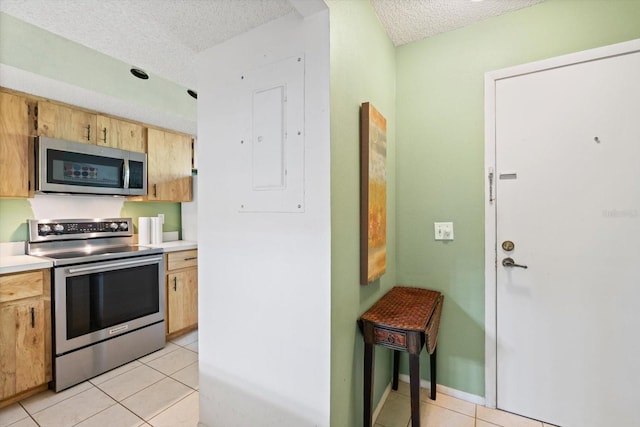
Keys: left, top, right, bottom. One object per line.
{"left": 360, "top": 102, "right": 387, "bottom": 285}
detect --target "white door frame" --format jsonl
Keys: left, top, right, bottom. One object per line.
{"left": 483, "top": 38, "right": 640, "bottom": 409}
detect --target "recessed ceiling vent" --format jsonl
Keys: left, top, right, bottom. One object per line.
{"left": 130, "top": 68, "right": 149, "bottom": 80}
{"left": 187, "top": 89, "right": 197, "bottom": 99}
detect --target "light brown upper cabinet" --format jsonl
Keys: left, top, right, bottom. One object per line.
{"left": 0, "top": 91, "right": 33, "bottom": 198}
{"left": 96, "top": 115, "right": 145, "bottom": 153}
{"left": 146, "top": 128, "right": 192, "bottom": 202}
{"left": 37, "top": 101, "right": 97, "bottom": 144}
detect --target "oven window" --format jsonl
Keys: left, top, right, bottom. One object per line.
{"left": 66, "top": 264, "right": 159, "bottom": 339}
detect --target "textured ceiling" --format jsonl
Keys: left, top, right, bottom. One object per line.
{"left": 0, "top": 0, "right": 295, "bottom": 89}
{"left": 0, "top": 0, "right": 546, "bottom": 91}
{"left": 371, "top": 0, "right": 546, "bottom": 46}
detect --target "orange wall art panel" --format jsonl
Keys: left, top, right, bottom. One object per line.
{"left": 360, "top": 102, "right": 387, "bottom": 285}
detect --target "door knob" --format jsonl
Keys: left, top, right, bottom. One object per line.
{"left": 502, "top": 257, "right": 528, "bottom": 269}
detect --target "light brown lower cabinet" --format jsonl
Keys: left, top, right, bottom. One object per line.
{"left": 165, "top": 250, "right": 198, "bottom": 338}
{"left": 0, "top": 269, "right": 51, "bottom": 408}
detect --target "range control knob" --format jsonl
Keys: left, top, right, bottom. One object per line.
{"left": 119, "top": 222, "right": 129, "bottom": 231}
{"left": 39, "top": 224, "right": 52, "bottom": 235}
{"left": 53, "top": 224, "right": 65, "bottom": 233}
{"left": 109, "top": 222, "right": 119, "bottom": 231}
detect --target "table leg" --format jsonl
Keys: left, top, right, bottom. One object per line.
{"left": 409, "top": 352, "right": 421, "bottom": 427}
{"left": 430, "top": 347, "right": 437, "bottom": 400}
{"left": 392, "top": 350, "right": 400, "bottom": 390}
{"left": 364, "top": 342, "right": 374, "bottom": 427}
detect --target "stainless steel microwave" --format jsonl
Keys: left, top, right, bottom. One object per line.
{"left": 36, "top": 136, "right": 147, "bottom": 196}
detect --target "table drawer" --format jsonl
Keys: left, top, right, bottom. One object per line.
{"left": 0, "top": 271, "right": 44, "bottom": 303}
{"left": 373, "top": 327, "right": 407, "bottom": 348}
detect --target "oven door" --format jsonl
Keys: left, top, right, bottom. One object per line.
{"left": 53, "top": 255, "right": 165, "bottom": 355}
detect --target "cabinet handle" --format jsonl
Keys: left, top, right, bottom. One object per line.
{"left": 183, "top": 257, "right": 197, "bottom": 261}
{"left": 173, "top": 277, "right": 177, "bottom": 291}
{"left": 31, "top": 307, "right": 35, "bottom": 328}
{"left": 154, "top": 184, "right": 157, "bottom": 197}
{"left": 102, "top": 127, "right": 107, "bottom": 144}
{"left": 86, "top": 124, "right": 91, "bottom": 141}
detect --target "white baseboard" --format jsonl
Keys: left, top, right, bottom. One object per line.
{"left": 396, "top": 374, "right": 485, "bottom": 406}
{"left": 372, "top": 382, "right": 392, "bottom": 423}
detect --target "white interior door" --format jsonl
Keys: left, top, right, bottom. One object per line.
{"left": 494, "top": 49, "right": 640, "bottom": 427}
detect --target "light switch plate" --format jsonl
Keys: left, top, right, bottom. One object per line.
{"left": 434, "top": 222, "right": 454, "bottom": 240}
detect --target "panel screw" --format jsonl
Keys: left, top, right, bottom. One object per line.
{"left": 594, "top": 136, "right": 600, "bottom": 143}
{"left": 298, "top": 204, "right": 302, "bottom": 208}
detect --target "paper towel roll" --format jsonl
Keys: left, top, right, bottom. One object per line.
{"left": 138, "top": 217, "right": 151, "bottom": 245}
{"left": 150, "top": 217, "right": 163, "bottom": 244}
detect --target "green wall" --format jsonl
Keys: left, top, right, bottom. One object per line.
{"left": 0, "top": 13, "right": 189, "bottom": 244}
{"left": 328, "top": 1, "right": 397, "bottom": 425}
{"left": 0, "top": 12, "right": 195, "bottom": 120}
{"left": 0, "top": 198, "right": 181, "bottom": 242}
{"left": 121, "top": 202, "right": 182, "bottom": 236}
{"left": 0, "top": 199, "right": 33, "bottom": 242}
{"left": 395, "top": 0, "right": 640, "bottom": 396}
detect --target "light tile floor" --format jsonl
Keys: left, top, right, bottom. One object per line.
{"left": 0, "top": 330, "right": 199, "bottom": 427}
{"left": 376, "top": 382, "right": 559, "bottom": 427}
{"left": 2, "top": 331, "right": 560, "bottom": 427}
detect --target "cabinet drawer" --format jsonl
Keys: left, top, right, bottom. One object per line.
{"left": 0, "top": 271, "right": 44, "bottom": 303}
{"left": 166, "top": 250, "right": 198, "bottom": 271}
{"left": 373, "top": 327, "right": 407, "bottom": 349}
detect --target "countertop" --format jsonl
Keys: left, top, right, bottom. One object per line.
{"left": 142, "top": 240, "right": 197, "bottom": 252}
{"left": 0, "top": 255, "right": 54, "bottom": 275}
{"left": 0, "top": 240, "right": 197, "bottom": 275}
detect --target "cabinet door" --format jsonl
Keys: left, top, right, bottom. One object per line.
{"left": 147, "top": 128, "right": 192, "bottom": 202}
{"left": 0, "top": 92, "right": 31, "bottom": 197}
{"left": 37, "top": 102, "right": 97, "bottom": 144}
{"left": 167, "top": 269, "right": 198, "bottom": 334}
{"left": 0, "top": 299, "right": 46, "bottom": 399}
{"left": 96, "top": 115, "right": 145, "bottom": 153}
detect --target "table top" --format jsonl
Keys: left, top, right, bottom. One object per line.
{"left": 360, "top": 286, "right": 441, "bottom": 332}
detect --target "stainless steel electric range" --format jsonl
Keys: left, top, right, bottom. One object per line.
{"left": 26, "top": 218, "right": 166, "bottom": 391}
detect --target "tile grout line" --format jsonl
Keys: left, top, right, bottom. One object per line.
{"left": 19, "top": 383, "right": 93, "bottom": 418}
{"left": 391, "top": 390, "right": 477, "bottom": 421}
{"left": 144, "top": 389, "right": 198, "bottom": 424}
{"left": 13, "top": 335, "right": 197, "bottom": 427}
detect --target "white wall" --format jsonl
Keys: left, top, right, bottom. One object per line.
{"left": 196, "top": 5, "right": 330, "bottom": 427}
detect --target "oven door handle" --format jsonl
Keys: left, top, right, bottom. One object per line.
{"left": 66, "top": 256, "right": 163, "bottom": 274}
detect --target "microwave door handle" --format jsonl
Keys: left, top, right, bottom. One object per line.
{"left": 123, "top": 159, "right": 130, "bottom": 189}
